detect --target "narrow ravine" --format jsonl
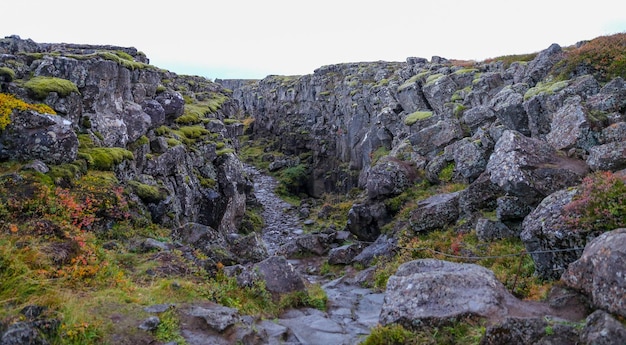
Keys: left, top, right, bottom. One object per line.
{"left": 244, "top": 164, "right": 384, "bottom": 345}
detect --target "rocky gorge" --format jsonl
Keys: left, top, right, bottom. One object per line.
{"left": 0, "top": 33, "right": 625, "bottom": 344}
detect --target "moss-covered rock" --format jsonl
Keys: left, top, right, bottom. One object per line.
{"left": 24, "top": 76, "right": 79, "bottom": 99}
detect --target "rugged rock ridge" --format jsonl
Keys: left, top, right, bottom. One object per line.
{"left": 218, "top": 36, "right": 626, "bottom": 342}
{"left": 0, "top": 35, "right": 251, "bottom": 235}
{"left": 220, "top": 40, "right": 626, "bottom": 271}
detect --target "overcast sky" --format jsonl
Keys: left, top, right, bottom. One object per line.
{"left": 3, "top": 1, "right": 625, "bottom": 79}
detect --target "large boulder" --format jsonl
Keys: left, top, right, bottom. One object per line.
{"left": 380, "top": 259, "right": 510, "bottom": 328}
{"left": 345, "top": 201, "right": 390, "bottom": 242}
{"left": 561, "top": 228, "right": 626, "bottom": 318}
{"left": 486, "top": 130, "right": 589, "bottom": 204}
{"left": 520, "top": 188, "right": 586, "bottom": 280}
{"left": 236, "top": 256, "right": 306, "bottom": 297}
{"left": 408, "top": 191, "right": 460, "bottom": 233}
{"left": 365, "top": 157, "right": 418, "bottom": 200}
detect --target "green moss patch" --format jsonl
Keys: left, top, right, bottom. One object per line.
{"left": 0, "top": 67, "right": 15, "bottom": 81}
{"left": 24, "top": 76, "right": 79, "bottom": 99}
{"left": 404, "top": 111, "right": 433, "bottom": 126}
{"left": 81, "top": 147, "right": 134, "bottom": 171}
{"left": 128, "top": 181, "right": 166, "bottom": 203}
{"left": 524, "top": 80, "right": 569, "bottom": 100}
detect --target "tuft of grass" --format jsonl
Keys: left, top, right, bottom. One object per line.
{"left": 363, "top": 318, "right": 485, "bottom": 345}
{"left": 24, "top": 76, "right": 79, "bottom": 99}
{"left": 485, "top": 52, "right": 538, "bottom": 69}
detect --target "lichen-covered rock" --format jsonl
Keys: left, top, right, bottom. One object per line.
{"left": 579, "top": 310, "right": 626, "bottom": 345}
{"left": 475, "top": 218, "right": 517, "bottom": 241}
{"left": 586, "top": 141, "right": 626, "bottom": 171}
{"left": 408, "top": 191, "right": 460, "bottom": 233}
{"left": 345, "top": 202, "right": 390, "bottom": 242}
{"left": 171, "top": 222, "right": 237, "bottom": 265}
{"left": 546, "top": 96, "right": 596, "bottom": 151}
{"left": 365, "top": 157, "right": 417, "bottom": 200}
{"left": 451, "top": 137, "right": 491, "bottom": 183}
{"left": 489, "top": 86, "right": 530, "bottom": 136}
{"left": 561, "top": 228, "right": 626, "bottom": 318}
{"left": 496, "top": 195, "right": 533, "bottom": 221}
{"left": 458, "top": 172, "right": 503, "bottom": 216}
{"left": 0, "top": 110, "right": 78, "bottom": 164}
{"left": 236, "top": 256, "right": 306, "bottom": 296}
{"left": 480, "top": 316, "right": 580, "bottom": 345}
{"left": 487, "top": 130, "right": 589, "bottom": 204}
{"left": 187, "top": 304, "right": 240, "bottom": 332}
{"left": 380, "top": 259, "right": 510, "bottom": 329}
{"left": 328, "top": 242, "right": 366, "bottom": 265}
{"left": 520, "top": 188, "right": 586, "bottom": 280}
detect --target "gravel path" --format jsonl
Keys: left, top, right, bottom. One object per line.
{"left": 244, "top": 164, "right": 304, "bottom": 255}
{"left": 244, "top": 164, "right": 384, "bottom": 345}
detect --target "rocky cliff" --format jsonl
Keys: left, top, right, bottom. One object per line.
{"left": 1, "top": 32, "right": 626, "bottom": 344}
{"left": 220, "top": 35, "right": 626, "bottom": 279}
{"left": 0, "top": 35, "right": 251, "bottom": 234}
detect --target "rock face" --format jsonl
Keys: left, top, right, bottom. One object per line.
{"left": 221, "top": 39, "right": 623, "bottom": 251}
{"left": 0, "top": 35, "right": 249, "bottom": 234}
{"left": 0, "top": 110, "right": 78, "bottom": 164}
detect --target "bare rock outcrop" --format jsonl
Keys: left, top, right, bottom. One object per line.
{"left": 0, "top": 110, "right": 78, "bottom": 164}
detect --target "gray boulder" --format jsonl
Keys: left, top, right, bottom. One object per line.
{"left": 586, "top": 141, "right": 626, "bottom": 171}
{"left": 561, "top": 228, "right": 626, "bottom": 318}
{"left": 345, "top": 201, "right": 390, "bottom": 242}
{"left": 380, "top": 259, "right": 510, "bottom": 328}
{"left": 365, "top": 157, "right": 418, "bottom": 200}
{"left": 475, "top": 218, "right": 517, "bottom": 241}
{"left": 546, "top": 96, "right": 596, "bottom": 151}
{"left": 580, "top": 310, "right": 626, "bottom": 345}
{"left": 489, "top": 86, "right": 530, "bottom": 136}
{"left": 187, "top": 304, "right": 240, "bottom": 332}
{"left": 236, "top": 256, "right": 306, "bottom": 296}
{"left": 408, "top": 191, "right": 460, "bottom": 233}
{"left": 487, "top": 130, "right": 589, "bottom": 204}
{"left": 520, "top": 188, "right": 586, "bottom": 280}
{"left": 480, "top": 316, "right": 580, "bottom": 345}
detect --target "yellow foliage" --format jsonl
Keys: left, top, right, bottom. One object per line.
{"left": 0, "top": 93, "right": 56, "bottom": 130}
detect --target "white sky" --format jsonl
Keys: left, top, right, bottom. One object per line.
{"left": 3, "top": 0, "right": 626, "bottom": 79}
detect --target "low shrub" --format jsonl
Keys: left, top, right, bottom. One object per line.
{"left": 0, "top": 93, "right": 56, "bottom": 130}
{"left": 563, "top": 170, "right": 626, "bottom": 232}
